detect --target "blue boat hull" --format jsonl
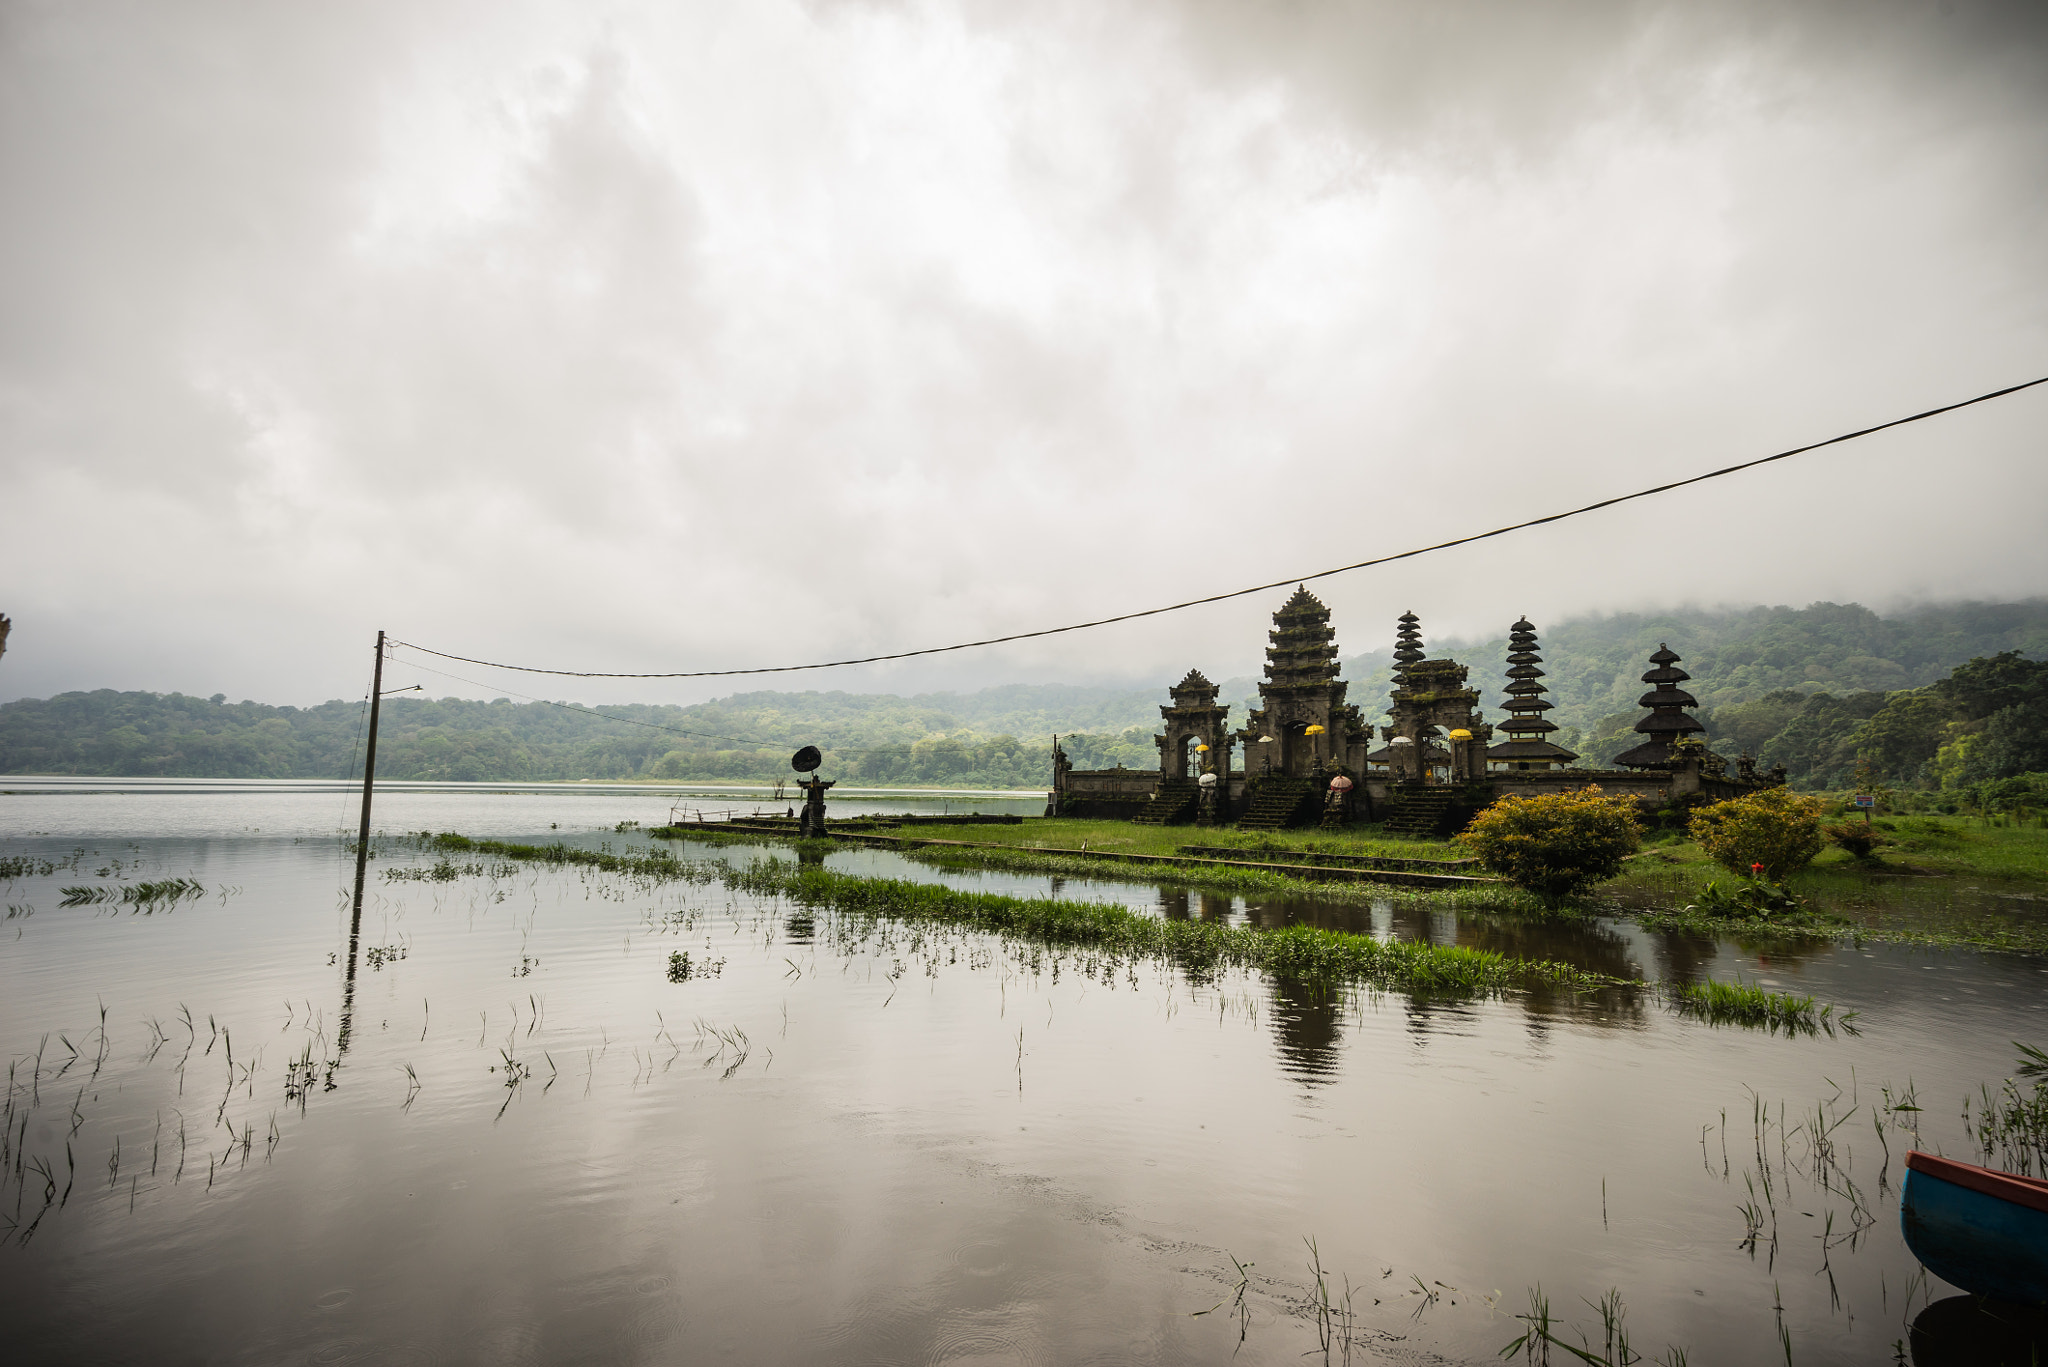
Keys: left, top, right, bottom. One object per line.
{"left": 1902, "top": 1168, "right": 2048, "bottom": 1308}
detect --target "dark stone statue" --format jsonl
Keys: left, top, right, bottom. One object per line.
{"left": 796, "top": 777, "right": 835, "bottom": 839}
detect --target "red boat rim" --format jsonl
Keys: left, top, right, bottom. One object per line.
{"left": 1906, "top": 1150, "right": 2048, "bottom": 1215}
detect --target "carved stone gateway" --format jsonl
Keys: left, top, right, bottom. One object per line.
{"left": 1154, "top": 669, "right": 1232, "bottom": 780}
{"left": 1371, "top": 612, "right": 1491, "bottom": 783}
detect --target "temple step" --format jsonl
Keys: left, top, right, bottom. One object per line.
{"left": 1383, "top": 787, "right": 1459, "bottom": 837}
{"left": 1130, "top": 777, "right": 1201, "bottom": 825}
{"left": 1236, "top": 778, "right": 1318, "bottom": 831}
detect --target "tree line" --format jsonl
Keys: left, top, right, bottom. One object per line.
{"left": 2, "top": 599, "right": 2041, "bottom": 790}
{"left": 0, "top": 687, "right": 1158, "bottom": 788}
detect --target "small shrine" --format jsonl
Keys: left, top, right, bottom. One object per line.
{"left": 1371, "top": 611, "right": 1492, "bottom": 782}
{"left": 1613, "top": 645, "right": 1706, "bottom": 769}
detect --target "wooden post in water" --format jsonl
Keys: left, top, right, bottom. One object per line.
{"left": 351, "top": 630, "right": 386, "bottom": 917}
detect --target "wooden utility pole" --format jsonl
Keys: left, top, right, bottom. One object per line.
{"left": 351, "top": 630, "right": 386, "bottom": 916}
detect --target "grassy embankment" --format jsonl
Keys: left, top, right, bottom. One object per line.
{"left": 661, "top": 817, "right": 1550, "bottom": 912}
{"left": 1605, "top": 814, "right": 2048, "bottom": 951}
{"left": 419, "top": 832, "right": 1848, "bottom": 1029}
{"left": 423, "top": 833, "right": 1620, "bottom": 999}
{"left": 666, "top": 812, "right": 2048, "bottom": 951}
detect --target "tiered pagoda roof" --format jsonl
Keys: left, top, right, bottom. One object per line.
{"left": 1613, "top": 644, "right": 1707, "bottom": 769}
{"left": 1385, "top": 611, "right": 1473, "bottom": 699}
{"left": 1392, "top": 611, "right": 1425, "bottom": 683}
{"left": 1486, "top": 617, "right": 1578, "bottom": 769}
{"left": 1369, "top": 610, "right": 1489, "bottom": 770}
{"left": 1261, "top": 587, "right": 1341, "bottom": 690}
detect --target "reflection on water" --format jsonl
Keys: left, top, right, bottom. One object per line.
{"left": 1911, "top": 1295, "right": 2048, "bottom": 1366}
{"left": 1267, "top": 976, "right": 1345, "bottom": 1083}
{"left": 1156, "top": 888, "right": 1235, "bottom": 923}
{"left": 0, "top": 788, "right": 2045, "bottom": 1365}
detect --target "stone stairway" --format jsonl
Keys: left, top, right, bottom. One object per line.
{"left": 1383, "top": 786, "right": 1458, "bottom": 837}
{"left": 1236, "top": 778, "right": 1317, "bottom": 831}
{"left": 1130, "top": 777, "right": 1199, "bottom": 826}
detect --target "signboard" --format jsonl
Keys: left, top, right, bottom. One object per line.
{"left": 1851, "top": 795, "right": 1876, "bottom": 810}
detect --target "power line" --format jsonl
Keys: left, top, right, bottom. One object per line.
{"left": 392, "top": 652, "right": 987, "bottom": 755}
{"left": 395, "top": 372, "right": 2047, "bottom": 681}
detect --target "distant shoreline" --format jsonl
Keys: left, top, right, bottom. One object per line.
{"left": 0, "top": 774, "right": 1049, "bottom": 797}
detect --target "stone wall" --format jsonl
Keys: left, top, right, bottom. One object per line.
{"left": 1055, "top": 767, "right": 1251, "bottom": 820}
{"left": 1360, "top": 765, "right": 1768, "bottom": 813}
{"left": 1055, "top": 766, "right": 1162, "bottom": 819}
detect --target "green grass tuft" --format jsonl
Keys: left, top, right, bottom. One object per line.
{"left": 1666, "top": 977, "right": 1846, "bottom": 1034}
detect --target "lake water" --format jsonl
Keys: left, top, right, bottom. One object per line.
{"left": 2, "top": 779, "right": 2045, "bottom": 1364}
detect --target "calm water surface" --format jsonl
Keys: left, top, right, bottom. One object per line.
{"left": 2, "top": 780, "right": 2045, "bottom": 1364}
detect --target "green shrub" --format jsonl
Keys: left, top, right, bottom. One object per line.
{"left": 1824, "top": 820, "right": 1886, "bottom": 860}
{"left": 1689, "top": 787, "right": 1826, "bottom": 881}
{"left": 1457, "top": 786, "right": 1642, "bottom": 899}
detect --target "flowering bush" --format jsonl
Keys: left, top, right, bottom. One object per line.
{"left": 1688, "top": 787, "right": 1826, "bottom": 881}
{"left": 1458, "top": 786, "right": 1642, "bottom": 899}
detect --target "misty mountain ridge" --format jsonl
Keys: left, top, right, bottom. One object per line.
{"left": 2, "top": 599, "right": 2044, "bottom": 789}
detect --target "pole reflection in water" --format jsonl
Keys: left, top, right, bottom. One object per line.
{"left": 336, "top": 888, "right": 362, "bottom": 1060}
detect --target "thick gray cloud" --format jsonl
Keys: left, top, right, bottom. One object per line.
{"left": 3, "top": 0, "right": 2044, "bottom": 707}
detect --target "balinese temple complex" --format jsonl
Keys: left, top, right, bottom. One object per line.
{"left": 1050, "top": 588, "right": 1781, "bottom": 834}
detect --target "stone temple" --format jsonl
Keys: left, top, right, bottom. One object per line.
{"left": 1049, "top": 588, "right": 1781, "bottom": 835}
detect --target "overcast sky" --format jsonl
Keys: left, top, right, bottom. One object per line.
{"left": 4, "top": 0, "right": 2045, "bottom": 708}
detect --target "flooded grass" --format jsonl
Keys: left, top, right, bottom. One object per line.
{"left": 1960, "top": 1046, "right": 2048, "bottom": 1176}
{"left": 661, "top": 813, "right": 2048, "bottom": 956}
{"left": 1665, "top": 978, "right": 1845, "bottom": 1034}
{"left": 55, "top": 877, "right": 206, "bottom": 910}
{"left": 1500, "top": 1285, "right": 1693, "bottom": 1367}
{"left": 432, "top": 832, "right": 1622, "bottom": 998}
{"left": 661, "top": 822, "right": 1497, "bottom": 903}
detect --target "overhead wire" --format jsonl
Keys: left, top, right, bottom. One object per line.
{"left": 391, "top": 372, "right": 2048, "bottom": 681}
{"left": 390, "top": 652, "right": 985, "bottom": 756}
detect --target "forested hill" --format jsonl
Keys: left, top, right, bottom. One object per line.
{"left": 0, "top": 685, "right": 1164, "bottom": 789}
{"left": 1332, "top": 600, "right": 2048, "bottom": 734}
{"left": 2, "top": 598, "right": 2044, "bottom": 789}
{"left": 1325, "top": 599, "right": 2048, "bottom": 785}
